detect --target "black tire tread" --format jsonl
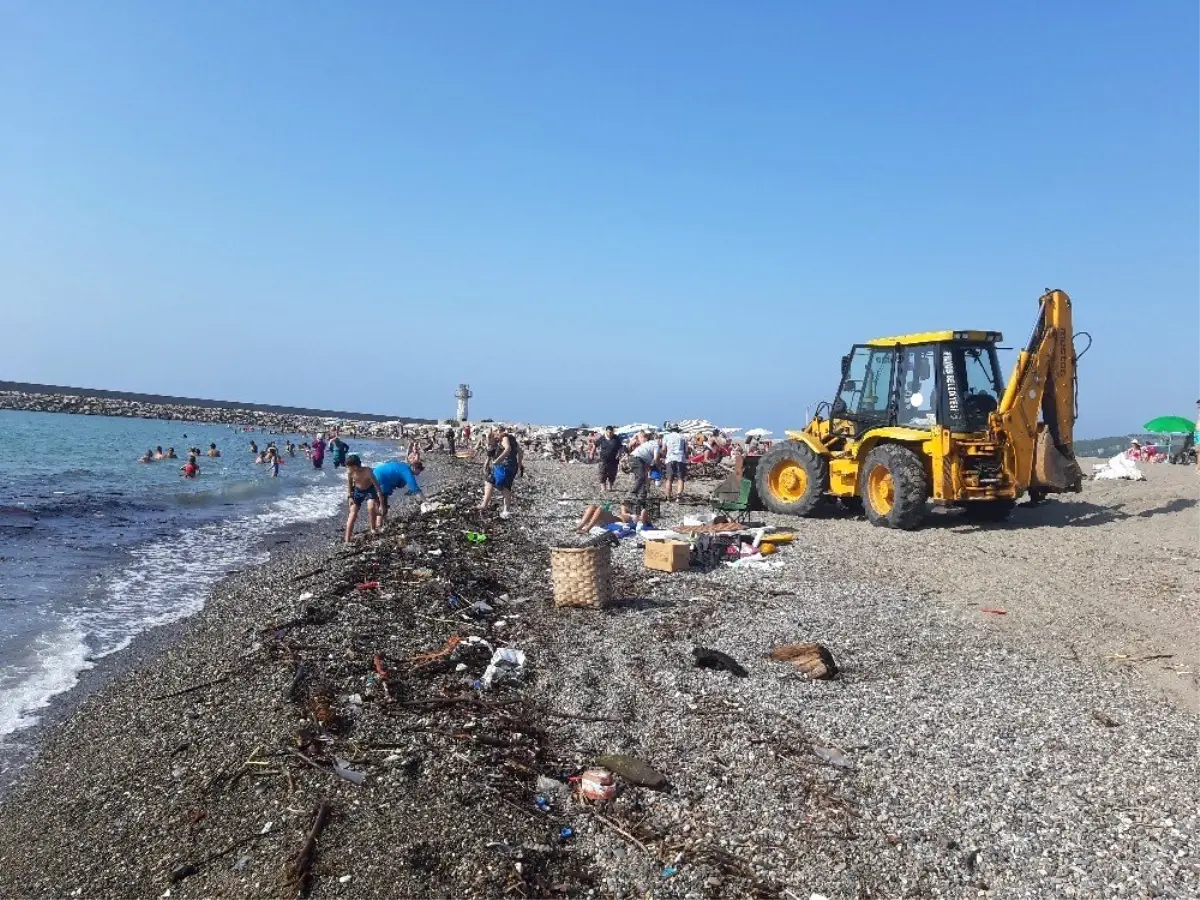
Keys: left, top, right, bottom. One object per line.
{"left": 754, "top": 441, "right": 828, "bottom": 516}
{"left": 860, "top": 444, "right": 929, "bottom": 530}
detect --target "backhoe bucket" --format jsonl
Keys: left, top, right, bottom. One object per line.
{"left": 1032, "top": 432, "right": 1083, "bottom": 493}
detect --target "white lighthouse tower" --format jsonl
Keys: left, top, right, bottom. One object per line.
{"left": 455, "top": 383, "right": 472, "bottom": 422}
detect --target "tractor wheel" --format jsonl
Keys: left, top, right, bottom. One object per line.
{"left": 755, "top": 441, "right": 828, "bottom": 517}
{"left": 860, "top": 444, "right": 929, "bottom": 530}
{"left": 962, "top": 499, "right": 1016, "bottom": 523}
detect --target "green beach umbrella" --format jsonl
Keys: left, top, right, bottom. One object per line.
{"left": 1142, "top": 415, "right": 1197, "bottom": 434}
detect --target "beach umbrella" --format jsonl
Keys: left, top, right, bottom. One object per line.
{"left": 745, "top": 428, "right": 773, "bottom": 438}
{"left": 1142, "top": 416, "right": 1197, "bottom": 434}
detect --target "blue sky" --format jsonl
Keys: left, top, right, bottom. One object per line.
{"left": 1, "top": 1, "right": 1196, "bottom": 436}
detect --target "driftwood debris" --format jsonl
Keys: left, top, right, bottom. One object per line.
{"left": 692, "top": 647, "right": 749, "bottom": 678}
{"left": 149, "top": 672, "right": 233, "bottom": 702}
{"left": 768, "top": 642, "right": 839, "bottom": 680}
{"left": 284, "top": 799, "right": 333, "bottom": 899}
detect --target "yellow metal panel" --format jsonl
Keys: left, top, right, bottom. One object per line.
{"left": 828, "top": 457, "right": 858, "bottom": 497}
{"left": 857, "top": 426, "right": 931, "bottom": 443}
{"left": 866, "top": 330, "right": 998, "bottom": 347}
{"left": 782, "top": 430, "right": 830, "bottom": 457}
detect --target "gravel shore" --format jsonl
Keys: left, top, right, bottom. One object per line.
{"left": 0, "top": 455, "right": 1195, "bottom": 899}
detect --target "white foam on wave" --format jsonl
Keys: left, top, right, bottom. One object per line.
{"left": 0, "top": 626, "right": 94, "bottom": 740}
{"left": 0, "top": 481, "right": 343, "bottom": 742}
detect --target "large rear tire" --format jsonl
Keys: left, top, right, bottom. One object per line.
{"left": 962, "top": 499, "right": 1016, "bottom": 523}
{"left": 755, "top": 441, "right": 828, "bottom": 516}
{"left": 860, "top": 444, "right": 929, "bottom": 530}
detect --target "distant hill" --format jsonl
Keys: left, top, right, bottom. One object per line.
{"left": 1074, "top": 436, "right": 1130, "bottom": 458}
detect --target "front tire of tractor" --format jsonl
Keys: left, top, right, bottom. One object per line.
{"left": 755, "top": 441, "right": 828, "bottom": 517}
{"left": 860, "top": 444, "right": 929, "bottom": 530}
{"left": 962, "top": 499, "right": 1016, "bottom": 523}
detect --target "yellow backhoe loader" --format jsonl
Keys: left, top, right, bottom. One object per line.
{"left": 755, "top": 288, "right": 1085, "bottom": 529}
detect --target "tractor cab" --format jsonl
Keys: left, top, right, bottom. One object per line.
{"left": 830, "top": 331, "right": 1006, "bottom": 436}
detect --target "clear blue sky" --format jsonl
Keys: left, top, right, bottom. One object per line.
{"left": 2, "top": 1, "right": 1196, "bottom": 436}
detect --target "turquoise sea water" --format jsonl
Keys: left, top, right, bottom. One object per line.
{"left": 0, "top": 410, "right": 396, "bottom": 754}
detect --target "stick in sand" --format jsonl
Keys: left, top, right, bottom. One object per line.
{"left": 284, "top": 799, "right": 333, "bottom": 899}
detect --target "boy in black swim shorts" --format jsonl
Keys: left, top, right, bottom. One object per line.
{"left": 343, "top": 455, "right": 383, "bottom": 542}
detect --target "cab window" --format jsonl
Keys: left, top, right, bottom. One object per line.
{"left": 834, "top": 347, "right": 895, "bottom": 423}
{"left": 897, "top": 347, "right": 938, "bottom": 427}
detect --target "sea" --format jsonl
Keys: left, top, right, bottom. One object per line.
{"left": 0, "top": 409, "right": 397, "bottom": 769}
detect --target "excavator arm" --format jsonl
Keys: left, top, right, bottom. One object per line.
{"left": 994, "top": 289, "right": 1083, "bottom": 495}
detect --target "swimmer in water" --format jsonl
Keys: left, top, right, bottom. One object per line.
{"left": 139, "top": 449, "right": 154, "bottom": 463}
{"left": 153, "top": 446, "right": 165, "bottom": 460}
{"left": 207, "top": 443, "right": 221, "bottom": 457}
{"left": 264, "top": 446, "right": 282, "bottom": 477}
{"left": 343, "top": 454, "right": 383, "bottom": 542}
{"left": 180, "top": 456, "right": 200, "bottom": 478}
{"left": 249, "top": 440, "right": 259, "bottom": 454}
{"left": 285, "top": 441, "right": 296, "bottom": 457}
{"left": 166, "top": 447, "right": 178, "bottom": 459}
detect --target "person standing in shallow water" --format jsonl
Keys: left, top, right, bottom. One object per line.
{"left": 330, "top": 435, "right": 349, "bottom": 468}
{"left": 311, "top": 434, "right": 326, "bottom": 469}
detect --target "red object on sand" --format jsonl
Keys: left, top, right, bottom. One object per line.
{"left": 981, "top": 608, "right": 1007, "bottom": 615}
{"left": 356, "top": 581, "right": 380, "bottom": 591}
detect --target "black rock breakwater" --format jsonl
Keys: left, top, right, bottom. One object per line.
{"left": 0, "top": 384, "right": 435, "bottom": 436}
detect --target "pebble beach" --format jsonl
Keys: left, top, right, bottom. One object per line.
{"left": 0, "top": 452, "right": 1196, "bottom": 899}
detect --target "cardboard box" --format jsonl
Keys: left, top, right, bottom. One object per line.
{"left": 644, "top": 539, "right": 691, "bottom": 573}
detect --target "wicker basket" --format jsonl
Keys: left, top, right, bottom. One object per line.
{"left": 550, "top": 544, "right": 613, "bottom": 609}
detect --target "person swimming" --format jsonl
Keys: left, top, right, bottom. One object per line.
{"left": 166, "top": 447, "right": 178, "bottom": 459}
{"left": 139, "top": 449, "right": 154, "bottom": 463}
{"left": 207, "top": 443, "right": 221, "bottom": 457}
{"left": 180, "top": 456, "right": 200, "bottom": 478}
{"left": 153, "top": 446, "right": 165, "bottom": 460}
{"left": 249, "top": 440, "right": 259, "bottom": 454}
{"left": 285, "top": 441, "right": 296, "bottom": 457}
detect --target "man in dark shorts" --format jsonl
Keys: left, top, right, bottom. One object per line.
{"left": 627, "top": 431, "right": 660, "bottom": 501}
{"left": 596, "top": 425, "right": 623, "bottom": 492}
{"left": 661, "top": 422, "right": 689, "bottom": 500}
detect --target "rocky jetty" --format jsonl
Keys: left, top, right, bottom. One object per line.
{"left": 0, "top": 389, "right": 418, "bottom": 437}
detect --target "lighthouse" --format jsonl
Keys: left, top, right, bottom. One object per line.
{"left": 454, "top": 383, "right": 472, "bottom": 422}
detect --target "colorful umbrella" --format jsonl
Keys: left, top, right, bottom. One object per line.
{"left": 1142, "top": 416, "right": 1197, "bottom": 434}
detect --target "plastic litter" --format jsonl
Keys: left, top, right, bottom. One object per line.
{"left": 594, "top": 754, "right": 669, "bottom": 790}
{"left": 355, "top": 581, "right": 379, "bottom": 591}
{"left": 1092, "top": 453, "right": 1146, "bottom": 481}
{"left": 578, "top": 767, "right": 617, "bottom": 800}
{"left": 661, "top": 865, "right": 679, "bottom": 878}
{"left": 464, "top": 530, "right": 488, "bottom": 544}
{"left": 981, "top": 608, "right": 1008, "bottom": 615}
{"left": 469, "top": 600, "right": 494, "bottom": 616}
{"left": 534, "top": 795, "right": 551, "bottom": 812}
{"left": 480, "top": 648, "right": 526, "bottom": 689}
{"left": 333, "top": 757, "right": 367, "bottom": 784}
{"left": 811, "top": 745, "right": 853, "bottom": 769}
{"left": 558, "top": 826, "right": 575, "bottom": 842}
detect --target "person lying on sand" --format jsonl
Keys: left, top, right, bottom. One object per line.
{"left": 343, "top": 454, "right": 384, "bottom": 542}
{"left": 575, "top": 501, "right": 652, "bottom": 534}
